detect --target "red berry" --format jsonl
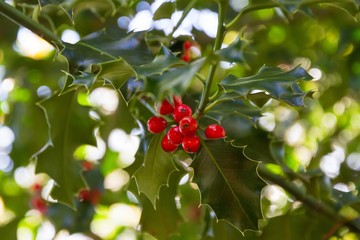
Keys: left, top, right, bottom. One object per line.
{"left": 147, "top": 116, "right": 167, "bottom": 133}
{"left": 161, "top": 134, "right": 178, "bottom": 152}
{"left": 32, "top": 183, "right": 42, "bottom": 192}
{"left": 205, "top": 124, "right": 226, "bottom": 139}
{"left": 183, "top": 40, "right": 192, "bottom": 50}
{"left": 78, "top": 189, "right": 91, "bottom": 201}
{"left": 173, "top": 104, "right": 192, "bottom": 122}
{"left": 159, "top": 99, "right": 174, "bottom": 115}
{"left": 31, "top": 197, "right": 47, "bottom": 213}
{"left": 179, "top": 116, "right": 198, "bottom": 136}
{"left": 182, "top": 135, "right": 200, "bottom": 153}
{"left": 82, "top": 161, "right": 94, "bottom": 171}
{"left": 173, "top": 95, "right": 182, "bottom": 107}
{"left": 181, "top": 53, "right": 191, "bottom": 62}
{"left": 167, "top": 126, "right": 184, "bottom": 145}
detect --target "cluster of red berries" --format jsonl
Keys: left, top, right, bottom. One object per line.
{"left": 181, "top": 40, "right": 193, "bottom": 62}
{"left": 147, "top": 96, "right": 226, "bottom": 153}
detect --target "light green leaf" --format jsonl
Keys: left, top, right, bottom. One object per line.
{"left": 134, "top": 133, "right": 178, "bottom": 207}
{"left": 34, "top": 91, "right": 97, "bottom": 208}
{"left": 220, "top": 65, "right": 313, "bottom": 106}
{"left": 192, "top": 140, "right": 266, "bottom": 232}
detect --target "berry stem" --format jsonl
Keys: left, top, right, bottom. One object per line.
{"left": 194, "top": 1, "right": 227, "bottom": 119}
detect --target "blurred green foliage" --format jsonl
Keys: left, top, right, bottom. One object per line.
{"left": 0, "top": 0, "right": 360, "bottom": 239}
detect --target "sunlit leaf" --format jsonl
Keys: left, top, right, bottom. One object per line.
{"left": 220, "top": 65, "right": 313, "bottom": 106}
{"left": 192, "top": 140, "right": 266, "bottom": 232}
{"left": 134, "top": 133, "right": 178, "bottom": 207}
{"left": 34, "top": 91, "right": 97, "bottom": 208}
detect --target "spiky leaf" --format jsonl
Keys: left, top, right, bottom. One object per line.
{"left": 34, "top": 91, "right": 97, "bottom": 208}
{"left": 192, "top": 140, "right": 266, "bottom": 232}
{"left": 134, "top": 133, "right": 178, "bottom": 206}
{"left": 220, "top": 66, "right": 313, "bottom": 106}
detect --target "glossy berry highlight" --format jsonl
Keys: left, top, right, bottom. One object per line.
{"left": 182, "top": 135, "right": 201, "bottom": 153}
{"left": 179, "top": 116, "right": 198, "bottom": 136}
{"left": 159, "top": 99, "right": 174, "bottom": 115}
{"left": 167, "top": 126, "right": 184, "bottom": 145}
{"left": 147, "top": 116, "right": 167, "bottom": 133}
{"left": 173, "top": 104, "right": 192, "bottom": 122}
{"left": 162, "top": 134, "right": 178, "bottom": 152}
{"left": 205, "top": 124, "right": 226, "bottom": 139}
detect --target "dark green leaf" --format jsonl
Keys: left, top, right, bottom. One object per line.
{"left": 206, "top": 98, "right": 262, "bottom": 124}
{"left": 0, "top": 218, "right": 21, "bottom": 240}
{"left": 135, "top": 45, "right": 184, "bottom": 77}
{"left": 92, "top": 59, "right": 137, "bottom": 90}
{"left": 153, "top": 1, "right": 175, "bottom": 20}
{"left": 192, "top": 140, "right": 266, "bottom": 232}
{"left": 216, "top": 36, "right": 247, "bottom": 63}
{"left": 34, "top": 91, "right": 97, "bottom": 208}
{"left": 134, "top": 133, "right": 178, "bottom": 206}
{"left": 147, "top": 58, "right": 205, "bottom": 96}
{"left": 220, "top": 66, "right": 313, "bottom": 106}
{"left": 64, "top": 71, "right": 96, "bottom": 89}
{"left": 140, "top": 170, "right": 183, "bottom": 240}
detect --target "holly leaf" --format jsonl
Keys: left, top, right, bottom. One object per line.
{"left": 92, "top": 59, "right": 137, "bottom": 90}
{"left": 220, "top": 65, "right": 313, "bottom": 107}
{"left": 62, "top": 71, "right": 96, "bottom": 90}
{"left": 61, "top": 25, "right": 153, "bottom": 75}
{"left": 206, "top": 98, "right": 262, "bottom": 124}
{"left": 135, "top": 45, "right": 184, "bottom": 77}
{"left": 147, "top": 58, "right": 205, "bottom": 96}
{"left": 140, "top": 170, "right": 183, "bottom": 240}
{"left": 216, "top": 36, "right": 247, "bottom": 64}
{"left": 192, "top": 140, "right": 266, "bottom": 232}
{"left": 153, "top": 1, "right": 175, "bottom": 20}
{"left": 134, "top": 133, "right": 178, "bottom": 207}
{"left": 34, "top": 91, "right": 97, "bottom": 208}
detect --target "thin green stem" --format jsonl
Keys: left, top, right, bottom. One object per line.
{"left": 258, "top": 164, "right": 360, "bottom": 233}
{"left": 0, "top": 1, "right": 62, "bottom": 47}
{"left": 194, "top": 1, "right": 227, "bottom": 119}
